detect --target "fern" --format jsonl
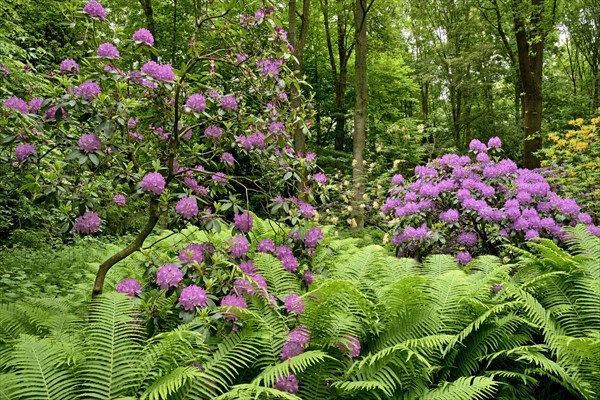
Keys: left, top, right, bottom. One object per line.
{"left": 419, "top": 376, "right": 498, "bottom": 400}
{"left": 4, "top": 334, "right": 78, "bottom": 400}
{"left": 78, "top": 292, "right": 144, "bottom": 399}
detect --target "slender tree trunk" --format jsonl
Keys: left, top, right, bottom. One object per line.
{"left": 352, "top": 0, "right": 368, "bottom": 230}
{"left": 514, "top": 0, "right": 545, "bottom": 169}
{"left": 334, "top": 11, "right": 350, "bottom": 151}
{"left": 92, "top": 198, "right": 160, "bottom": 298}
{"left": 138, "top": 0, "right": 157, "bottom": 61}
{"left": 334, "top": 59, "right": 348, "bottom": 151}
{"left": 289, "top": 0, "right": 310, "bottom": 193}
{"left": 420, "top": 80, "right": 429, "bottom": 121}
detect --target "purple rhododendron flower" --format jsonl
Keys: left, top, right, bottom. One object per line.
{"left": 116, "top": 278, "right": 141, "bottom": 296}
{"left": 204, "top": 126, "right": 223, "bottom": 141}
{"left": 440, "top": 209, "right": 460, "bottom": 223}
{"left": 274, "top": 374, "right": 299, "bottom": 394}
{"left": 488, "top": 136, "right": 502, "bottom": 148}
{"left": 112, "top": 194, "right": 126, "bottom": 206}
{"left": 335, "top": 335, "right": 361, "bottom": 358}
{"left": 4, "top": 97, "right": 29, "bottom": 114}
{"left": 141, "top": 61, "right": 175, "bottom": 81}
{"left": 457, "top": 232, "right": 478, "bottom": 247}
{"left": 234, "top": 211, "right": 254, "bottom": 232}
{"left": 302, "top": 270, "right": 314, "bottom": 284}
{"left": 212, "top": 172, "right": 228, "bottom": 186}
{"left": 83, "top": 1, "right": 106, "bottom": 20}
{"left": 304, "top": 227, "right": 323, "bottom": 248}
{"left": 221, "top": 95, "right": 238, "bottom": 111}
{"left": 220, "top": 294, "right": 248, "bottom": 321}
{"left": 132, "top": 28, "right": 154, "bottom": 45}
{"left": 15, "top": 143, "right": 36, "bottom": 162}
{"left": 28, "top": 98, "right": 43, "bottom": 113}
{"left": 312, "top": 172, "right": 327, "bottom": 185}
{"left": 469, "top": 139, "right": 487, "bottom": 152}
{"left": 73, "top": 211, "right": 101, "bottom": 234}
{"left": 284, "top": 294, "right": 304, "bottom": 315}
{"left": 185, "top": 93, "right": 206, "bottom": 113}
{"left": 179, "top": 285, "right": 208, "bottom": 311}
{"left": 175, "top": 197, "right": 198, "bottom": 219}
{"left": 78, "top": 133, "right": 101, "bottom": 153}
{"left": 221, "top": 152, "right": 235, "bottom": 166}
{"left": 178, "top": 243, "right": 205, "bottom": 265}
{"left": 60, "top": 59, "right": 80, "bottom": 74}
{"left": 157, "top": 263, "right": 183, "bottom": 290}
{"left": 228, "top": 235, "right": 249, "bottom": 258}
{"left": 141, "top": 172, "right": 166, "bottom": 195}
{"left": 75, "top": 80, "right": 101, "bottom": 101}
{"left": 239, "top": 260, "right": 256, "bottom": 273}
{"left": 280, "top": 326, "right": 310, "bottom": 360}
{"left": 391, "top": 174, "right": 405, "bottom": 185}
{"left": 97, "top": 42, "right": 120, "bottom": 58}
{"left": 257, "top": 238, "right": 276, "bottom": 253}
{"left": 456, "top": 250, "right": 472, "bottom": 265}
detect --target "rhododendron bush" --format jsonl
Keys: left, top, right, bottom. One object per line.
{"left": 382, "top": 138, "right": 600, "bottom": 263}
{"left": 0, "top": 1, "right": 317, "bottom": 296}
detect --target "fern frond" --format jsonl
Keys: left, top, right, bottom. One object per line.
{"left": 419, "top": 376, "right": 498, "bottom": 400}
{"left": 140, "top": 366, "right": 203, "bottom": 400}
{"left": 213, "top": 384, "right": 303, "bottom": 400}
{"left": 188, "top": 329, "right": 264, "bottom": 399}
{"left": 5, "top": 334, "right": 78, "bottom": 400}
{"left": 253, "top": 350, "right": 336, "bottom": 387}
{"left": 78, "top": 292, "right": 143, "bottom": 399}
{"left": 253, "top": 253, "right": 300, "bottom": 296}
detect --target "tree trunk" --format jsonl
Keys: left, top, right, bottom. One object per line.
{"left": 352, "top": 0, "right": 368, "bottom": 230}
{"left": 138, "top": 0, "right": 158, "bottom": 61}
{"left": 514, "top": 0, "right": 545, "bottom": 169}
{"left": 334, "top": 59, "right": 348, "bottom": 151}
{"left": 289, "top": 0, "right": 310, "bottom": 193}
{"left": 334, "top": 10, "right": 350, "bottom": 151}
{"left": 92, "top": 198, "right": 160, "bottom": 298}
{"left": 420, "top": 80, "right": 429, "bottom": 121}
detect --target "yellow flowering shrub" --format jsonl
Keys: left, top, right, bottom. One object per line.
{"left": 540, "top": 108, "right": 600, "bottom": 220}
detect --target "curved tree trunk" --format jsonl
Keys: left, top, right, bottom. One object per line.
{"left": 91, "top": 198, "right": 160, "bottom": 298}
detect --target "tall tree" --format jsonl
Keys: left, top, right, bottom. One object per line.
{"left": 513, "top": 0, "right": 556, "bottom": 168}
{"left": 320, "top": 0, "right": 354, "bottom": 151}
{"left": 352, "top": 0, "right": 371, "bottom": 229}
{"left": 289, "top": 0, "right": 311, "bottom": 156}
{"left": 564, "top": 0, "right": 600, "bottom": 109}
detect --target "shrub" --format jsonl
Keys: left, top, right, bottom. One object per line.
{"left": 381, "top": 137, "right": 600, "bottom": 263}
{"left": 540, "top": 109, "right": 600, "bottom": 220}
{"left": 0, "top": 1, "right": 315, "bottom": 296}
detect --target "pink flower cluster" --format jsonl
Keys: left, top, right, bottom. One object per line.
{"left": 284, "top": 294, "right": 304, "bottom": 315}
{"left": 179, "top": 285, "right": 208, "bottom": 311}
{"left": 281, "top": 325, "right": 310, "bottom": 360}
{"left": 156, "top": 263, "right": 183, "bottom": 290}
{"left": 132, "top": 28, "right": 154, "bottom": 46}
{"left": 116, "top": 278, "right": 141, "bottom": 296}
{"left": 141, "top": 61, "right": 175, "bottom": 81}
{"left": 175, "top": 197, "right": 198, "bottom": 219}
{"left": 73, "top": 211, "right": 101, "bottom": 234}
{"left": 234, "top": 211, "right": 254, "bottom": 232}
{"left": 83, "top": 1, "right": 106, "bottom": 20}
{"left": 78, "top": 133, "right": 101, "bottom": 153}
{"left": 140, "top": 172, "right": 166, "bottom": 195}
{"left": 185, "top": 93, "right": 206, "bottom": 113}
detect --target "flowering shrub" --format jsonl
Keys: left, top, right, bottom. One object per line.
{"left": 382, "top": 138, "right": 600, "bottom": 263}
{"left": 0, "top": 1, "right": 313, "bottom": 296}
{"left": 540, "top": 109, "right": 600, "bottom": 220}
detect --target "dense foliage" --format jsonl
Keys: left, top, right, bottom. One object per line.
{"left": 2, "top": 0, "right": 600, "bottom": 399}
{"left": 2, "top": 225, "right": 600, "bottom": 399}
